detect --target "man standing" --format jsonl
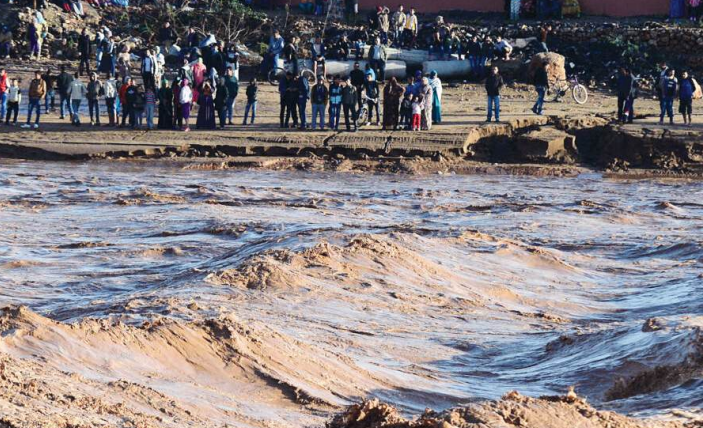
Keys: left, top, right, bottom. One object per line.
{"left": 368, "top": 37, "right": 387, "bottom": 82}
{"left": 78, "top": 29, "right": 92, "bottom": 76}
{"left": 268, "top": 30, "right": 285, "bottom": 73}
{"left": 342, "top": 76, "right": 358, "bottom": 132}
{"left": 159, "top": 22, "right": 175, "bottom": 52}
{"left": 310, "top": 76, "right": 328, "bottom": 131}
{"left": 0, "top": 68, "right": 7, "bottom": 122}
{"left": 141, "top": 49, "right": 156, "bottom": 90}
{"left": 22, "top": 71, "right": 46, "bottom": 129}
{"left": 485, "top": 66, "right": 504, "bottom": 123}
{"left": 616, "top": 67, "right": 636, "bottom": 124}
{"left": 350, "top": 61, "right": 365, "bottom": 110}
{"left": 224, "top": 67, "right": 239, "bottom": 125}
{"left": 328, "top": 76, "right": 343, "bottom": 130}
{"left": 659, "top": 68, "right": 678, "bottom": 125}
{"left": 68, "top": 72, "right": 86, "bottom": 126}
{"left": 403, "top": 8, "right": 418, "bottom": 49}
{"left": 392, "top": 5, "right": 406, "bottom": 47}
{"left": 679, "top": 71, "right": 695, "bottom": 126}
{"left": 378, "top": 7, "right": 390, "bottom": 45}
{"left": 297, "top": 73, "right": 310, "bottom": 130}
{"left": 532, "top": 62, "right": 549, "bottom": 115}
{"left": 57, "top": 65, "right": 73, "bottom": 119}
{"left": 86, "top": 72, "right": 103, "bottom": 126}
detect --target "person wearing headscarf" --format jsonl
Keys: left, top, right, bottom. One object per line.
{"left": 420, "top": 77, "right": 433, "bottom": 131}
{"left": 158, "top": 77, "right": 174, "bottom": 129}
{"left": 172, "top": 76, "right": 183, "bottom": 129}
{"left": 179, "top": 78, "right": 193, "bottom": 132}
{"left": 196, "top": 81, "right": 216, "bottom": 129}
{"left": 428, "top": 70, "right": 443, "bottom": 124}
{"left": 191, "top": 57, "right": 207, "bottom": 103}
{"left": 382, "top": 77, "right": 404, "bottom": 130}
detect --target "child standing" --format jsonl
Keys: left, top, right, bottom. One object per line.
{"left": 145, "top": 86, "right": 156, "bottom": 130}
{"left": 4, "top": 78, "right": 21, "bottom": 126}
{"left": 399, "top": 92, "right": 412, "bottom": 130}
{"left": 411, "top": 95, "right": 423, "bottom": 131}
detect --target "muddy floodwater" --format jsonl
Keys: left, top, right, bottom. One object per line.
{"left": 0, "top": 160, "right": 701, "bottom": 427}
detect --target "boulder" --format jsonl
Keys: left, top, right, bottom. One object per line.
{"left": 517, "top": 126, "right": 577, "bottom": 162}
{"left": 528, "top": 52, "right": 567, "bottom": 83}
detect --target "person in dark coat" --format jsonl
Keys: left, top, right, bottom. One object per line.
{"left": 485, "top": 66, "right": 504, "bottom": 122}
{"left": 363, "top": 73, "right": 380, "bottom": 125}
{"left": 214, "top": 77, "right": 230, "bottom": 129}
{"left": 532, "top": 62, "right": 549, "bottom": 115}
{"left": 284, "top": 76, "right": 300, "bottom": 128}
{"left": 196, "top": 81, "right": 217, "bottom": 129}
{"left": 382, "top": 77, "right": 404, "bottom": 130}
{"left": 158, "top": 77, "right": 174, "bottom": 129}
{"left": 616, "top": 67, "right": 636, "bottom": 124}
{"left": 349, "top": 61, "right": 366, "bottom": 109}
{"left": 78, "top": 29, "right": 92, "bottom": 76}
{"left": 297, "top": 74, "right": 310, "bottom": 129}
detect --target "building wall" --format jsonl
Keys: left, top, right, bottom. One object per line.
{"left": 352, "top": 0, "right": 668, "bottom": 16}
{"left": 579, "top": 0, "right": 668, "bottom": 16}
{"left": 356, "top": 0, "right": 501, "bottom": 13}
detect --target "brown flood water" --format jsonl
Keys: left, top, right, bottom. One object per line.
{"left": 0, "top": 160, "right": 701, "bottom": 427}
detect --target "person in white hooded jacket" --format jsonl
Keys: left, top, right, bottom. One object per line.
{"left": 4, "top": 78, "right": 21, "bottom": 125}
{"left": 179, "top": 79, "right": 193, "bottom": 132}
{"left": 103, "top": 72, "right": 118, "bottom": 126}
{"left": 67, "top": 72, "right": 87, "bottom": 126}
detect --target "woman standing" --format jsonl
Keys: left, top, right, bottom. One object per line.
{"left": 420, "top": 77, "right": 433, "bottom": 131}
{"left": 427, "top": 70, "right": 443, "bottom": 125}
{"left": 191, "top": 58, "right": 207, "bottom": 103}
{"left": 196, "top": 81, "right": 216, "bottom": 129}
{"left": 179, "top": 79, "right": 193, "bottom": 132}
{"left": 158, "top": 78, "right": 174, "bottom": 129}
{"left": 382, "top": 77, "right": 404, "bottom": 130}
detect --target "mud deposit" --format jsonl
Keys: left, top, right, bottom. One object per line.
{"left": 0, "top": 160, "right": 701, "bottom": 427}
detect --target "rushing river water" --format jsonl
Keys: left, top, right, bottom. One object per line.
{"left": 0, "top": 160, "right": 701, "bottom": 426}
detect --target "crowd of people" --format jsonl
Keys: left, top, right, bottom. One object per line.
{"left": 0, "top": 1, "right": 700, "bottom": 132}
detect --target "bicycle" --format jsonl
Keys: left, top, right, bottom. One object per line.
{"left": 268, "top": 59, "right": 316, "bottom": 86}
{"left": 547, "top": 75, "right": 589, "bottom": 104}
{"left": 357, "top": 94, "right": 379, "bottom": 127}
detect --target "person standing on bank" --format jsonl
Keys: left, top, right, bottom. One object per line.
{"left": 4, "top": 78, "right": 21, "bottom": 126}
{"left": 224, "top": 67, "right": 239, "bottom": 125}
{"left": 659, "top": 68, "right": 677, "bottom": 125}
{"left": 342, "top": 76, "right": 358, "bottom": 132}
{"left": 57, "top": 65, "right": 74, "bottom": 119}
{"left": 86, "top": 72, "right": 102, "bottom": 126}
{"left": 215, "top": 77, "right": 229, "bottom": 130}
{"left": 368, "top": 37, "right": 388, "bottom": 82}
{"left": 679, "top": 71, "right": 695, "bottom": 126}
{"left": 297, "top": 72, "right": 310, "bottom": 130}
{"left": 420, "top": 77, "right": 433, "bottom": 131}
{"left": 104, "top": 72, "right": 118, "bottom": 126}
{"left": 532, "top": 61, "right": 549, "bottom": 115}
{"left": 616, "top": 67, "right": 636, "bottom": 124}
{"left": 22, "top": 71, "right": 45, "bottom": 129}
{"left": 364, "top": 73, "right": 380, "bottom": 126}
{"left": 243, "top": 79, "right": 258, "bottom": 125}
{"left": 428, "top": 70, "right": 443, "bottom": 124}
{"left": 310, "top": 76, "right": 328, "bottom": 131}
{"left": 158, "top": 77, "right": 174, "bottom": 129}
{"left": 382, "top": 77, "right": 404, "bottom": 130}
{"left": 485, "top": 66, "right": 504, "bottom": 123}
{"left": 350, "top": 62, "right": 366, "bottom": 110}
{"left": 67, "top": 72, "right": 86, "bottom": 126}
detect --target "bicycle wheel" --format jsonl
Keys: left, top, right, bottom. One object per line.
{"left": 572, "top": 84, "right": 589, "bottom": 105}
{"left": 358, "top": 106, "right": 369, "bottom": 126}
{"left": 301, "top": 69, "right": 316, "bottom": 83}
{"left": 268, "top": 67, "right": 286, "bottom": 86}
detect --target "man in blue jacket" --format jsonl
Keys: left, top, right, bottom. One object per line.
{"left": 268, "top": 30, "right": 285, "bottom": 73}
